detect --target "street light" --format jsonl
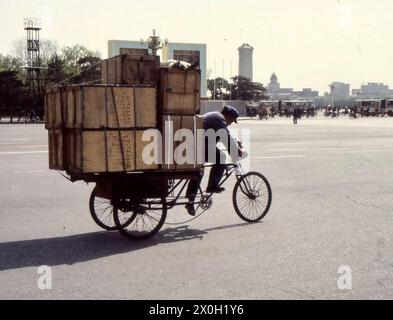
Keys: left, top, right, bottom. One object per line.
{"left": 329, "top": 83, "right": 336, "bottom": 109}
{"left": 140, "top": 29, "right": 162, "bottom": 56}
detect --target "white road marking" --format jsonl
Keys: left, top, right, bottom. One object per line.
{"left": 0, "top": 144, "right": 47, "bottom": 148}
{"left": 272, "top": 142, "right": 313, "bottom": 145}
{"left": 255, "top": 155, "right": 308, "bottom": 159}
{"left": 0, "top": 151, "right": 48, "bottom": 155}
{"left": 0, "top": 139, "right": 30, "bottom": 142}
{"left": 14, "top": 170, "right": 45, "bottom": 174}
{"left": 268, "top": 148, "right": 307, "bottom": 152}
{"left": 16, "top": 145, "right": 47, "bottom": 149}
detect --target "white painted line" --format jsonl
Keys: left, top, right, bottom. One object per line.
{"left": 272, "top": 142, "right": 313, "bottom": 145}
{"left": 0, "top": 139, "right": 30, "bottom": 142}
{"left": 14, "top": 170, "right": 45, "bottom": 174}
{"left": 0, "top": 142, "right": 24, "bottom": 145}
{"left": 0, "top": 151, "right": 48, "bottom": 155}
{"left": 255, "top": 155, "right": 308, "bottom": 159}
{"left": 16, "top": 145, "right": 47, "bottom": 149}
{"left": 268, "top": 148, "right": 307, "bottom": 152}
{"left": 0, "top": 144, "right": 47, "bottom": 148}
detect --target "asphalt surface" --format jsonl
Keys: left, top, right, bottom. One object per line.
{"left": 0, "top": 114, "right": 392, "bottom": 299}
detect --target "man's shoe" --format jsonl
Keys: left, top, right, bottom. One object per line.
{"left": 206, "top": 186, "right": 226, "bottom": 194}
{"left": 185, "top": 203, "right": 196, "bottom": 216}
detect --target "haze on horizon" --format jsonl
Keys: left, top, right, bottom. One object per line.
{"left": 1, "top": 0, "right": 393, "bottom": 94}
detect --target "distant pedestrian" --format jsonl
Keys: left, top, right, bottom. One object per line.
{"left": 293, "top": 107, "right": 301, "bottom": 124}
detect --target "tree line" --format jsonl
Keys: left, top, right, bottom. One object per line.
{"left": 0, "top": 39, "right": 101, "bottom": 120}
{"left": 207, "top": 76, "right": 268, "bottom": 101}
{"left": 0, "top": 39, "right": 269, "bottom": 120}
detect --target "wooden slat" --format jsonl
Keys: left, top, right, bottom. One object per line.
{"left": 48, "top": 129, "right": 65, "bottom": 170}
{"left": 82, "top": 131, "right": 107, "bottom": 173}
{"left": 161, "top": 115, "right": 203, "bottom": 171}
{"left": 106, "top": 131, "right": 135, "bottom": 172}
{"left": 160, "top": 68, "right": 201, "bottom": 115}
{"left": 101, "top": 55, "right": 159, "bottom": 86}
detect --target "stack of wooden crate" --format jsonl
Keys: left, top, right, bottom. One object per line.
{"left": 159, "top": 64, "right": 203, "bottom": 171}
{"left": 45, "top": 53, "right": 203, "bottom": 176}
{"left": 45, "top": 85, "right": 158, "bottom": 173}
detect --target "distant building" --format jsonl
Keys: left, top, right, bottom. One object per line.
{"left": 352, "top": 82, "right": 393, "bottom": 98}
{"left": 293, "top": 88, "right": 319, "bottom": 99}
{"left": 267, "top": 73, "right": 318, "bottom": 100}
{"left": 107, "top": 39, "right": 207, "bottom": 97}
{"left": 108, "top": 40, "right": 148, "bottom": 57}
{"left": 331, "top": 82, "right": 350, "bottom": 98}
{"left": 238, "top": 43, "right": 254, "bottom": 81}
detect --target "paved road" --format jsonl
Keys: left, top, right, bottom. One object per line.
{"left": 0, "top": 116, "right": 392, "bottom": 299}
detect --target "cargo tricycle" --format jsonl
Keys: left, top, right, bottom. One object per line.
{"left": 82, "top": 159, "right": 272, "bottom": 241}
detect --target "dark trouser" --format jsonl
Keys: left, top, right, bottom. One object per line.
{"left": 186, "top": 147, "right": 226, "bottom": 202}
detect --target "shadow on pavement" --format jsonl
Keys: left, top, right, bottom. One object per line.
{"left": 0, "top": 222, "right": 256, "bottom": 271}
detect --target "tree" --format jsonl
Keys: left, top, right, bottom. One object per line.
{"left": 230, "top": 76, "right": 268, "bottom": 101}
{"left": 61, "top": 44, "right": 101, "bottom": 78}
{"left": 74, "top": 55, "right": 102, "bottom": 84}
{"left": 46, "top": 54, "right": 68, "bottom": 85}
{"left": 0, "top": 54, "right": 23, "bottom": 72}
{"left": 12, "top": 39, "right": 59, "bottom": 68}
{"left": 207, "top": 77, "right": 230, "bottom": 100}
{"left": 0, "top": 71, "right": 25, "bottom": 112}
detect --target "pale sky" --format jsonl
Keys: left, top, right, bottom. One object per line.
{"left": 1, "top": 0, "right": 393, "bottom": 93}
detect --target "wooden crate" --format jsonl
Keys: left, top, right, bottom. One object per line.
{"left": 64, "top": 86, "right": 157, "bottom": 129}
{"left": 66, "top": 129, "right": 159, "bottom": 174}
{"left": 101, "top": 55, "right": 159, "bottom": 86}
{"left": 45, "top": 87, "right": 65, "bottom": 129}
{"left": 161, "top": 115, "right": 204, "bottom": 171}
{"left": 48, "top": 129, "right": 65, "bottom": 170}
{"left": 159, "top": 68, "right": 201, "bottom": 115}
{"left": 119, "top": 48, "right": 149, "bottom": 58}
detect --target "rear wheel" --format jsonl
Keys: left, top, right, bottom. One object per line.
{"left": 89, "top": 187, "right": 117, "bottom": 231}
{"left": 113, "top": 197, "right": 167, "bottom": 240}
{"left": 232, "top": 172, "right": 272, "bottom": 223}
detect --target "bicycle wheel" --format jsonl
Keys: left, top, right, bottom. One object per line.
{"left": 232, "top": 172, "right": 272, "bottom": 223}
{"left": 89, "top": 187, "right": 117, "bottom": 231}
{"left": 113, "top": 197, "right": 167, "bottom": 240}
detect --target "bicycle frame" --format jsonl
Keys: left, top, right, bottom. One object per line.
{"left": 133, "top": 159, "right": 254, "bottom": 215}
{"left": 163, "top": 161, "right": 247, "bottom": 211}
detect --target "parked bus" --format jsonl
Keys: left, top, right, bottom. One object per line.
{"left": 259, "top": 100, "right": 279, "bottom": 119}
{"left": 245, "top": 101, "right": 260, "bottom": 118}
{"left": 280, "top": 100, "right": 316, "bottom": 117}
{"left": 353, "top": 99, "right": 381, "bottom": 116}
{"left": 383, "top": 99, "right": 393, "bottom": 116}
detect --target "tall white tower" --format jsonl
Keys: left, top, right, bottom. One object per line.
{"left": 238, "top": 43, "right": 254, "bottom": 81}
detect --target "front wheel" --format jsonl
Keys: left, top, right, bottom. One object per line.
{"left": 232, "top": 172, "right": 272, "bottom": 223}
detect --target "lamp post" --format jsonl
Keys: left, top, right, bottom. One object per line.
{"left": 140, "top": 29, "right": 162, "bottom": 56}
{"left": 329, "top": 83, "right": 336, "bottom": 110}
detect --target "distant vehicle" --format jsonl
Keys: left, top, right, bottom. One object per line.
{"left": 280, "top": 100, "right": 316, "bottom": 117}
{"left": 245, "top": 101, "right": 259, "bottom": 118}
{"left": 253, "top": 100, "right": 316, "bottom": 119}
{"left": 353, "top": 99, "right": 393, "bottom": 117}
{"left": 353, "top": 99, "right": 381, "bottom": 116}
{"left": 259, "top": 100, "right": 279, "bottom": 119}
{"left": 383, "top": 99, "right": 393, "bottom": 116}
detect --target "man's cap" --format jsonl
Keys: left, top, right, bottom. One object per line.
{"left": 222, "top": 105, "right": 240, "bottom": 123}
